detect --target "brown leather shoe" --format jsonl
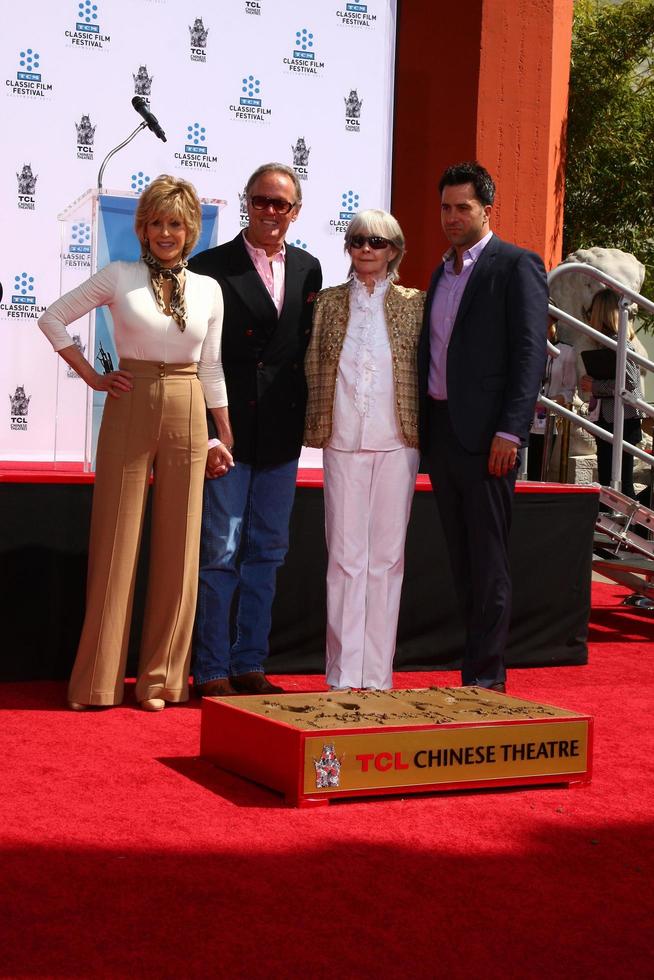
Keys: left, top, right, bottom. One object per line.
{"left": 488, "top": 682, "right": 506, "bottom": 694}
{"left": 230, "top": 672, "right": 284, "bottom": 694}
{"left": 195, "top": 678, "right": 238, "bottom": 697}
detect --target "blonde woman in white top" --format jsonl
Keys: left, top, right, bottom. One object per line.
{"left": 39, "top": 175, "right": 232, "bottom": 711}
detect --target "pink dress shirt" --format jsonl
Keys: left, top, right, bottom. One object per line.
{"left": 242, "top": 232, "right": 286, "bottom": 314}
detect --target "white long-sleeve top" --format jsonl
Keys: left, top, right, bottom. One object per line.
{"left": 545, "top": 342, "right": 577, "bottom": 404}
{"left": 38, "top": 260, "right": 227, "bottom": 408}
{"left": 329, "top": 276, "right": 404, "bottom": 452}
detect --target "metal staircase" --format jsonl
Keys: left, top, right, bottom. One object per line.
{"left": 539, "top": 262, "right": 654, "bottom": 608}
{"left": 593, "top": 485, "right": 654, "bottom": 605}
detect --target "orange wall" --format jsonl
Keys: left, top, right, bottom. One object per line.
{"left": 391, "top": 1, "right": 483, "bottom": 289}
{"left": 392, "top": 0, "right": 574, "bottom": 287}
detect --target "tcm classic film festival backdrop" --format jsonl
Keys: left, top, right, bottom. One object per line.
{"left": 0, "top": 0, "right": 397, "bottom": 462}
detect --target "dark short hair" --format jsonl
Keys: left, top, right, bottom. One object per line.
{"left": 438, "top": 161, "right": 495, "bottom": 206}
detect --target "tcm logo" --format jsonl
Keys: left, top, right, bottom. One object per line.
{"left": 329, "top": 190, "right": 360, "bottom": 234}
{"left": 69, "top": 222, "right": 91, "bottom": 252}
{"left": 241, "top": 74, "right": 261, "bottom": 107}
{"left": 17, "top": 48, "right": 41, "bottom": 82}
{"left": 186, "top": 121, "right": 207, "bottom": 153}
{"left": 64, "top": 223, "right": 92, "bottom": 270}
{"left": 12, "top": 272, "right": 36, "bottom": 306}
{"left": 65, "top": 2, "right": 111, "bottom": 47}
{"left": 1, "top": 271, "right": 44, "bottom": 318}
{"left": 294, "top": 27, "right": 315, "bottom": 61}
{"left": 7, "top": 48, "right": 53, "bottom": 97}
{"left": 356, "top": 752, "right": 409, "bottom": 773}
{"left": 175, "top": 122, "right": 218, "bottom": 170}
{"left": 130, "top": 172, "right": 151, "bottom": 192}
{"left": 284, "top": 27, "right": 325, "bottom": 75}
{"left": 76, "top": 0, "right": 100, "bottom": 33}
{"left": 230, "top": 75, "right": 271, "bottom": 123}
{"left": 340, "top": 189, "right": 359, "bottom": 220}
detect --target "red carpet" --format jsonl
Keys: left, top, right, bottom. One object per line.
{"left": 1, "top": 582, "right": 652, "bottom": 979}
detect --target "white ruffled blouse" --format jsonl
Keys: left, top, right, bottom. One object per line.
{"left": 328, "top": 275, "right": 404, "bottom": 452}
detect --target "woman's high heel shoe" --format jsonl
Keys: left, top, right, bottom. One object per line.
{"left": 140, "top": 698, "right": 165, "bottom": 712}
{"left": 68, "top": 701, "right": 87, "bottom": 712}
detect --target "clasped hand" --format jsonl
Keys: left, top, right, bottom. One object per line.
{"left": 206, "top": 444, "right": 234, "bottom": 479}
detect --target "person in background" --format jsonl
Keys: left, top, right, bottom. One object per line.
{"left": 527, "top": 317, "right": 577, "bottom": 481}
{"left": 38, "top": 175, "right": 231, "bottom": 711}
{"left": 189, "top": 163, "right": 322, "bottom": 696}
{"left": 304, "top": 209, "right": 424, "bottom": 691}
{"left": 580, "top": 288, "right": 644, "bottom": 498}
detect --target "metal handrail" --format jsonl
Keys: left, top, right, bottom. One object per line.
{"left": 548, "top": 304, "right": 654, "bottom": 374}
{"left": 545, "top": 262, "right": 654, "bottom": 492}
{"left": 548, "top": 262, "right": 654, "bottom": 314}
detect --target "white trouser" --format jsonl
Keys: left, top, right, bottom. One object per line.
{"left": 323, "top": 446, "right": 420, "bottom": 690}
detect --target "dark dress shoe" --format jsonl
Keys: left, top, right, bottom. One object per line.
{"left": 195, "top": 678, "right": 238, "bottom": 697}
{"left": 488, "top": 682, "right": 506, "bottom": 694}
{"left": 230, "top": 672, "right": 284, "bottom": 694}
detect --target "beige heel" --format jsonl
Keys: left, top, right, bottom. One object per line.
{"left": 139, "top": 698, "right": 165, "bottom": 712}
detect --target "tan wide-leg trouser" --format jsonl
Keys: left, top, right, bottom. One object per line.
{"left": 68, "top": 361, "right": 208, "bottom": 706}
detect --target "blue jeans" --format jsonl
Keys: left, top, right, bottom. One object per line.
{"left": 193, "top": 459, "right": 299, "bottom": 683}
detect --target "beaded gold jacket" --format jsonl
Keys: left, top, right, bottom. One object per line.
{"left": 304, "top": 280, "right": 425, "bottom": 449}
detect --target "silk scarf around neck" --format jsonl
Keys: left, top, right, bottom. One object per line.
{"left": 141, "top": 249, "right": 188, "bottom": 332}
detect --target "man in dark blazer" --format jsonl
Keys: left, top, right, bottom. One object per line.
{"left": 189, "top": 163, "right": 322, "bottom": 696}
{"left": 418, "top": 161, "right": 548, "bottom": 691}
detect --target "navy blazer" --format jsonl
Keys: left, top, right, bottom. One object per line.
{"left": 417, "top": 234, "right": 548, "bottom": 454}
{"left": 189, "top": 234, "right": 322, "bottom": 466}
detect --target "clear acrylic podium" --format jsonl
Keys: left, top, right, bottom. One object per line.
{"left": 53, "top": 188, "right": 225, "bottom": 469}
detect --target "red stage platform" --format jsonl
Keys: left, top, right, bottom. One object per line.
{"left": 0, "top": 462, "right": 599, "bottom": 681}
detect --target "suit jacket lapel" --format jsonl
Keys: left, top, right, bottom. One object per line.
{"left": 425, "top": 265, "right": 444, "bottom": 318}
{"left": 225, "top": 234, "right": 278, "bottom": 325}
{"left": 451, "top": 233, "right": 499, "bottom": 330}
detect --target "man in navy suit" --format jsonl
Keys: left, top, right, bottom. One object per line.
{"left": 189, "top": 163, "right": 322, "bottom": 696}
{"left": 418, "top": 162, "right": 548, "bottom": 691}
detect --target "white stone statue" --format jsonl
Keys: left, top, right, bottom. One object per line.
{"left": 547, "top": 247, "right": 650, "bottom": 481}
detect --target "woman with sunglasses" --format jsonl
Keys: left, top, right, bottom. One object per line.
{"left": 304, "top": 209, "right": 424, "bottom": 691}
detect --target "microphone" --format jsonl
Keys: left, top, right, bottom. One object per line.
{"left": 131, "top": 96, "right": 167, "bottom": 142}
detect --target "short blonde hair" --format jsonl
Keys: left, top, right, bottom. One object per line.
{"left": 344, "top": 209, "right": 406, "bottom": 280}
{"left": 135, "top": 174, "right": 202, "bottom": 257}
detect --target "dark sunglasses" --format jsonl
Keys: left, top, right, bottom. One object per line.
{"left": 250, "top": 195, "right": 297, "bottom": 215}
{"left": 348, "top": 235, "right": 391, "bottom": 250}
